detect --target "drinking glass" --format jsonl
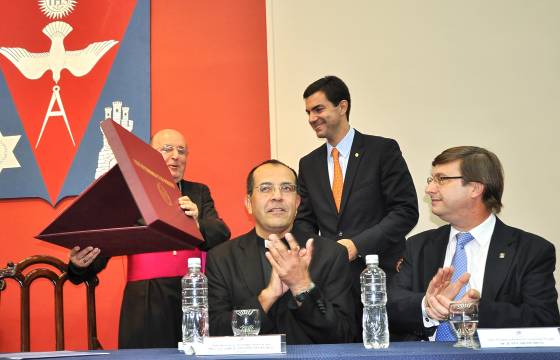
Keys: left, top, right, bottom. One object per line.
{"left": 448, "top": 300, "right": 479, "bottom": 348}
{"left": 231, "top": 309, "right": 261, "bottom": 336}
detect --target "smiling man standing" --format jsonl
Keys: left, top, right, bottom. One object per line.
{"left": 206, "top": 160, "right": 356, "bottom": 344}
{"left": 295, "top": 76, "right": 419, "bottom": 336}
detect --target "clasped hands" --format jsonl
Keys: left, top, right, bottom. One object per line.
{"left": 258, "top": 233, "right": 314, "bottom": 312}
{"left": 424, "top": 266, "right": 480, "bottom": 321}
{"left": 337, "top": 238, "right": 358, "bottom": 261}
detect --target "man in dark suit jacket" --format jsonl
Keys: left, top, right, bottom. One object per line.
{"left": 388, "top": 146, "right": 560, "bottom": 341}
{"left": 207, "top": 160, "right": 356, "bottom": 344}
{"left": 68, "top": 129, "right": 230, "bottom": 348}
{"left": 295, "top": 76, "right": 419, "bottom": 332}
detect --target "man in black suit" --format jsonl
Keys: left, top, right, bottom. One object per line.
{"left": 388, "top": 146, "right": 560, "bottom": 341}
{"left": 295, "top": 76, "right": 419, "bottom": 333}
{"left": 67, "top": 129, "right": 230, "bottom": 348}
{"left": 206, "top": 160, "right": 356, "bottom": 344}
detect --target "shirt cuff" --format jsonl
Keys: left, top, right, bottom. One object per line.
{"left": 421, "top": 295, "right": 439, "bottom": 328}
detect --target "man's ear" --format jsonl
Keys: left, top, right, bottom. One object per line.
{"left": 338, "top": 100, "right": 349, "bottom": 116}
{"left": 245, "top": 195, "right": 253, "bottom": 215}
{"left": 470, "top": 182, "right": 485, "bottom": 199}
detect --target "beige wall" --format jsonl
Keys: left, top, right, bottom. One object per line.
{"left": 267, "top": 0, "right": 560, "bottom": 299}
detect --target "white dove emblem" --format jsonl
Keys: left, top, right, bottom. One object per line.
{"left": 0, "top": 21, "right": 118, "bottom": 83}
{"left": 0, "top": 21, "right": 119, "bottom": 147}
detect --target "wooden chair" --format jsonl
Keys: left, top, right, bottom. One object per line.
{"left": 0, "top": 254, "right": 102, "bottom": 351}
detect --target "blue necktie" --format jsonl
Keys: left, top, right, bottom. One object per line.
{"left": 435, "top": 232, "right": 475, "bottom": 341}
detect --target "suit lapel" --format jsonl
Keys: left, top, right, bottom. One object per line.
{"left": 339, "top": 131, "right": 364, "bottom": 214}
{"left": 481, "top": 218, "right": 516, "bottom": 301}
{"left": 312, "top": 144, "right": 338, "bottom": 214}
{"left": 423, "top": 226, "right": 450, "bottom": 288}
{"left": 180, "top": 180, "right": 197, "bottom": 202}
{"left": 236, "top": 230, "right": 266, "bottom": 295}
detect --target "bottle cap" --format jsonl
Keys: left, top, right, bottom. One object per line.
{"left": 188, "top": 257, "right": 201, "bottom": 268}
{"left": 365, "top": 254, "right": 378, "bottom": 265}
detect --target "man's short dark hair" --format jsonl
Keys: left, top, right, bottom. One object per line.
{"left": 303, "top": 75, "right": 351, "bottom": 120}
{"left": 433, "top": 146, "right": 504, "bottom": 213}
{"left": 246, "top": 159, "right": 298, "bottom": 196}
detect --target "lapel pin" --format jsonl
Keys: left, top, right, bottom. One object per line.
{"left": 355, "top": 152, "right": 359, "bottom": 157}
{"left": 499, "top": 252, "right": 506, "bottom": 259}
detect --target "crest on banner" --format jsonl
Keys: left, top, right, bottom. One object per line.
{"left": 0, "top": 0, "right": 150, "bottom": 204}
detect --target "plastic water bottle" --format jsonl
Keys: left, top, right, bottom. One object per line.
{"left": 360, "top": 254, "right": 389, "bottom": 349}
{"left": 182, "top": 257, "right": 209, "bottom": 354}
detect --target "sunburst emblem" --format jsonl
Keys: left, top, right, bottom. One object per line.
{"left": 39, "top": 0, "right": 77, "bottom": 19}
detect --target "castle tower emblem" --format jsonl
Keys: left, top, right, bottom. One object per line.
{"left": 95, "top": 101, "right": 134, "bottom": 179}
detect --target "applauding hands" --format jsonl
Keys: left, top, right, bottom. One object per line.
{"left": 258, "top": 233, "right": 315, "bottom": 312}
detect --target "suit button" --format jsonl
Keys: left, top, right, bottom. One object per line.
{"left": 316, "top": 300, "right": 327, "bottom": 314}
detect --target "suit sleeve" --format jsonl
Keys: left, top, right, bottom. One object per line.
{"left": 479, "top": 240, "right": 560, "bottom": 327}
{"left": 386, "top": 238, "right": 432, "bottom": 340}
{"left": 67, "top": 256, "right": 109, "bottom": 285}
{"left": 353, "top": 139, "right": 419, "bottom": 257}
{"left": 206, "top": 249, "right": 278, "bottom": 336}
{"left": 294, "top": 158, "right": 320, "bottom": 235}
{"left": 206, "top": 250, "right": 235, "bottom": 336}
{"left": 288, "top": 244, "right": 357, "bottom": 343}
{"left": 195, "top": 184, "right": 231, "bottom": 251}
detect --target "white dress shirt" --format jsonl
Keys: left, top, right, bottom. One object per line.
{"left": 421, "top": 213, "right": 496, "bottom": 334}
{"left": 326, "top": 127, "right": 355, "bottom": 186}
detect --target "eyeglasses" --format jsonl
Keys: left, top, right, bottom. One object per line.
{"left": 254, "top": 182, "right": 297, "bottom": 194}
{"left": 159, "top": 144, "right": 187, "bottom": 155}
{"left": 426, "top": 175, "right": 463, "bottom": 186}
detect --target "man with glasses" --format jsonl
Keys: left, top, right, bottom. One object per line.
{"left": 67, "top": 129, "right": 231, "bottom": 348}
{"left": 387, "top": 146, "right": 559, "bottom": 341}
{"left": 206, "top": 160, "right": 356, "bottom": 344}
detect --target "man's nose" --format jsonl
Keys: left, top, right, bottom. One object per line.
{"left": 270, "top": 186, "right": 284, "bottom": 199}
{"left": 425, "top": 181, "right": 437, "bottom": 194}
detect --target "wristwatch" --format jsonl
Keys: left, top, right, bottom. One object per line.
{"left": 294, "top": 282, "right": 316, "bottom": 303}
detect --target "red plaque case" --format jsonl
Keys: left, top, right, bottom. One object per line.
{"left": 36, "top": 119, "right": 203, "bottom": 256}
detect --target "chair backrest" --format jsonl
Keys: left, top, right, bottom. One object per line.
{"left": 0, "top": 254, "right": 102, "bottom": 351}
